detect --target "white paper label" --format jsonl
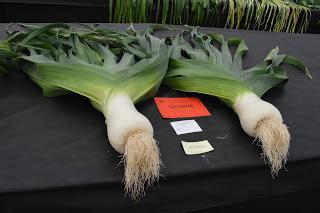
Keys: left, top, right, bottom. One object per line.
{"left": 170, "top": 120, "right": 202, "bottom": 135}
{"left": 181, "top": 140, "right": 214, "bottom": 155}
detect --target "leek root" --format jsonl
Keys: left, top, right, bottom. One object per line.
{"left": 123, "top": 132, "right": 161, "bottom": 199}
{"left": 256, "top": 117, "right": 290, "bottom": 175}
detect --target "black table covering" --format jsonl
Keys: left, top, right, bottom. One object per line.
{"left": 0, "top": 24, "right": 319, "bottom": 212}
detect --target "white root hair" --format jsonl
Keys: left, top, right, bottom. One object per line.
{"left": 256, "top": 117, "right": 290, "bottom": 176}
{"left": 122, "top": 132, "right": 161, "bottom": 200}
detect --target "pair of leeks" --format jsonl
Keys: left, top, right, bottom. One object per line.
{"left": 0, "top": 24, "right": 310, "bottom": 199}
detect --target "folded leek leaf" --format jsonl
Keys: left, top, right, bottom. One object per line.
{"left": 0, "top": 41, "right": 19, "bottom": 75}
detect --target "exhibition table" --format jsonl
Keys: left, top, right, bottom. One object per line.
{"left": 0, "top": 24, "right": 319, "bottom": 212}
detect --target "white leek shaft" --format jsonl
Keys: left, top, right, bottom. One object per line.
{"left": 233, "top": 92, "right": 290, "bottom": 175}
{"left": 104, "top": 94, "right": 161, "bottom": 200}
{"left": 233, "top": 93, "right": 283, "bottom": 137}
{"left": 105, "top": 94, "right": 154, "bottom": 153}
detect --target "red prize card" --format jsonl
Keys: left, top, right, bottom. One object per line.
{"left": 154, "top": 97, "right": 211, "bottom": 118}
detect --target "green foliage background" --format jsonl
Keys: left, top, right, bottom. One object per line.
{"left": 107, "top": 0, "right": 320, "bottom": 32}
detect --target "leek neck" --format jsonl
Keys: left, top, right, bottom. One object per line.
{"left": 104, "top": 94, "right": 134, "bottom": 119}
{"left": 233, "top": 92, "right": 258, "bottom": 114}
{"left": 103, "top": 93, "right": 154, "bottom": 154}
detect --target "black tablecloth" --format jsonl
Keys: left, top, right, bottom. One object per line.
{"left": 0, "top": 24, "right": 319, "bottom": 212}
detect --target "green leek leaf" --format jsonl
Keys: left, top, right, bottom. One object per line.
{"left": 3, "top": 24, "right": 171, "bottom": 113}
{"left": 165, "top": 27, "right": 310, "bottom": 106}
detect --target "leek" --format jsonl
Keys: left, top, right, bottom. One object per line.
{"left": 2, "top": 23, "right": 171, "bottom": 199}
{"left": 165, "top": 27, "right": 311, "bottom": 175}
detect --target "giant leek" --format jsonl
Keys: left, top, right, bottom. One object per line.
{"left": 2, "top": 24, "right": 171, "bottom": 199}
{"left": 165, "top": 27, "right": 311, "bottom": 175}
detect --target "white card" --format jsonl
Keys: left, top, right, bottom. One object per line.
{"left": 181, "top": 140, "right": 214, "bottom": 155}
{"left": 170, "top": 120, "right": 202, "bottom": 135}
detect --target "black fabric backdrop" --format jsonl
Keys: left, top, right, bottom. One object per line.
{"left": 0, "top": 24, "right": 319, "bottom": 212}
